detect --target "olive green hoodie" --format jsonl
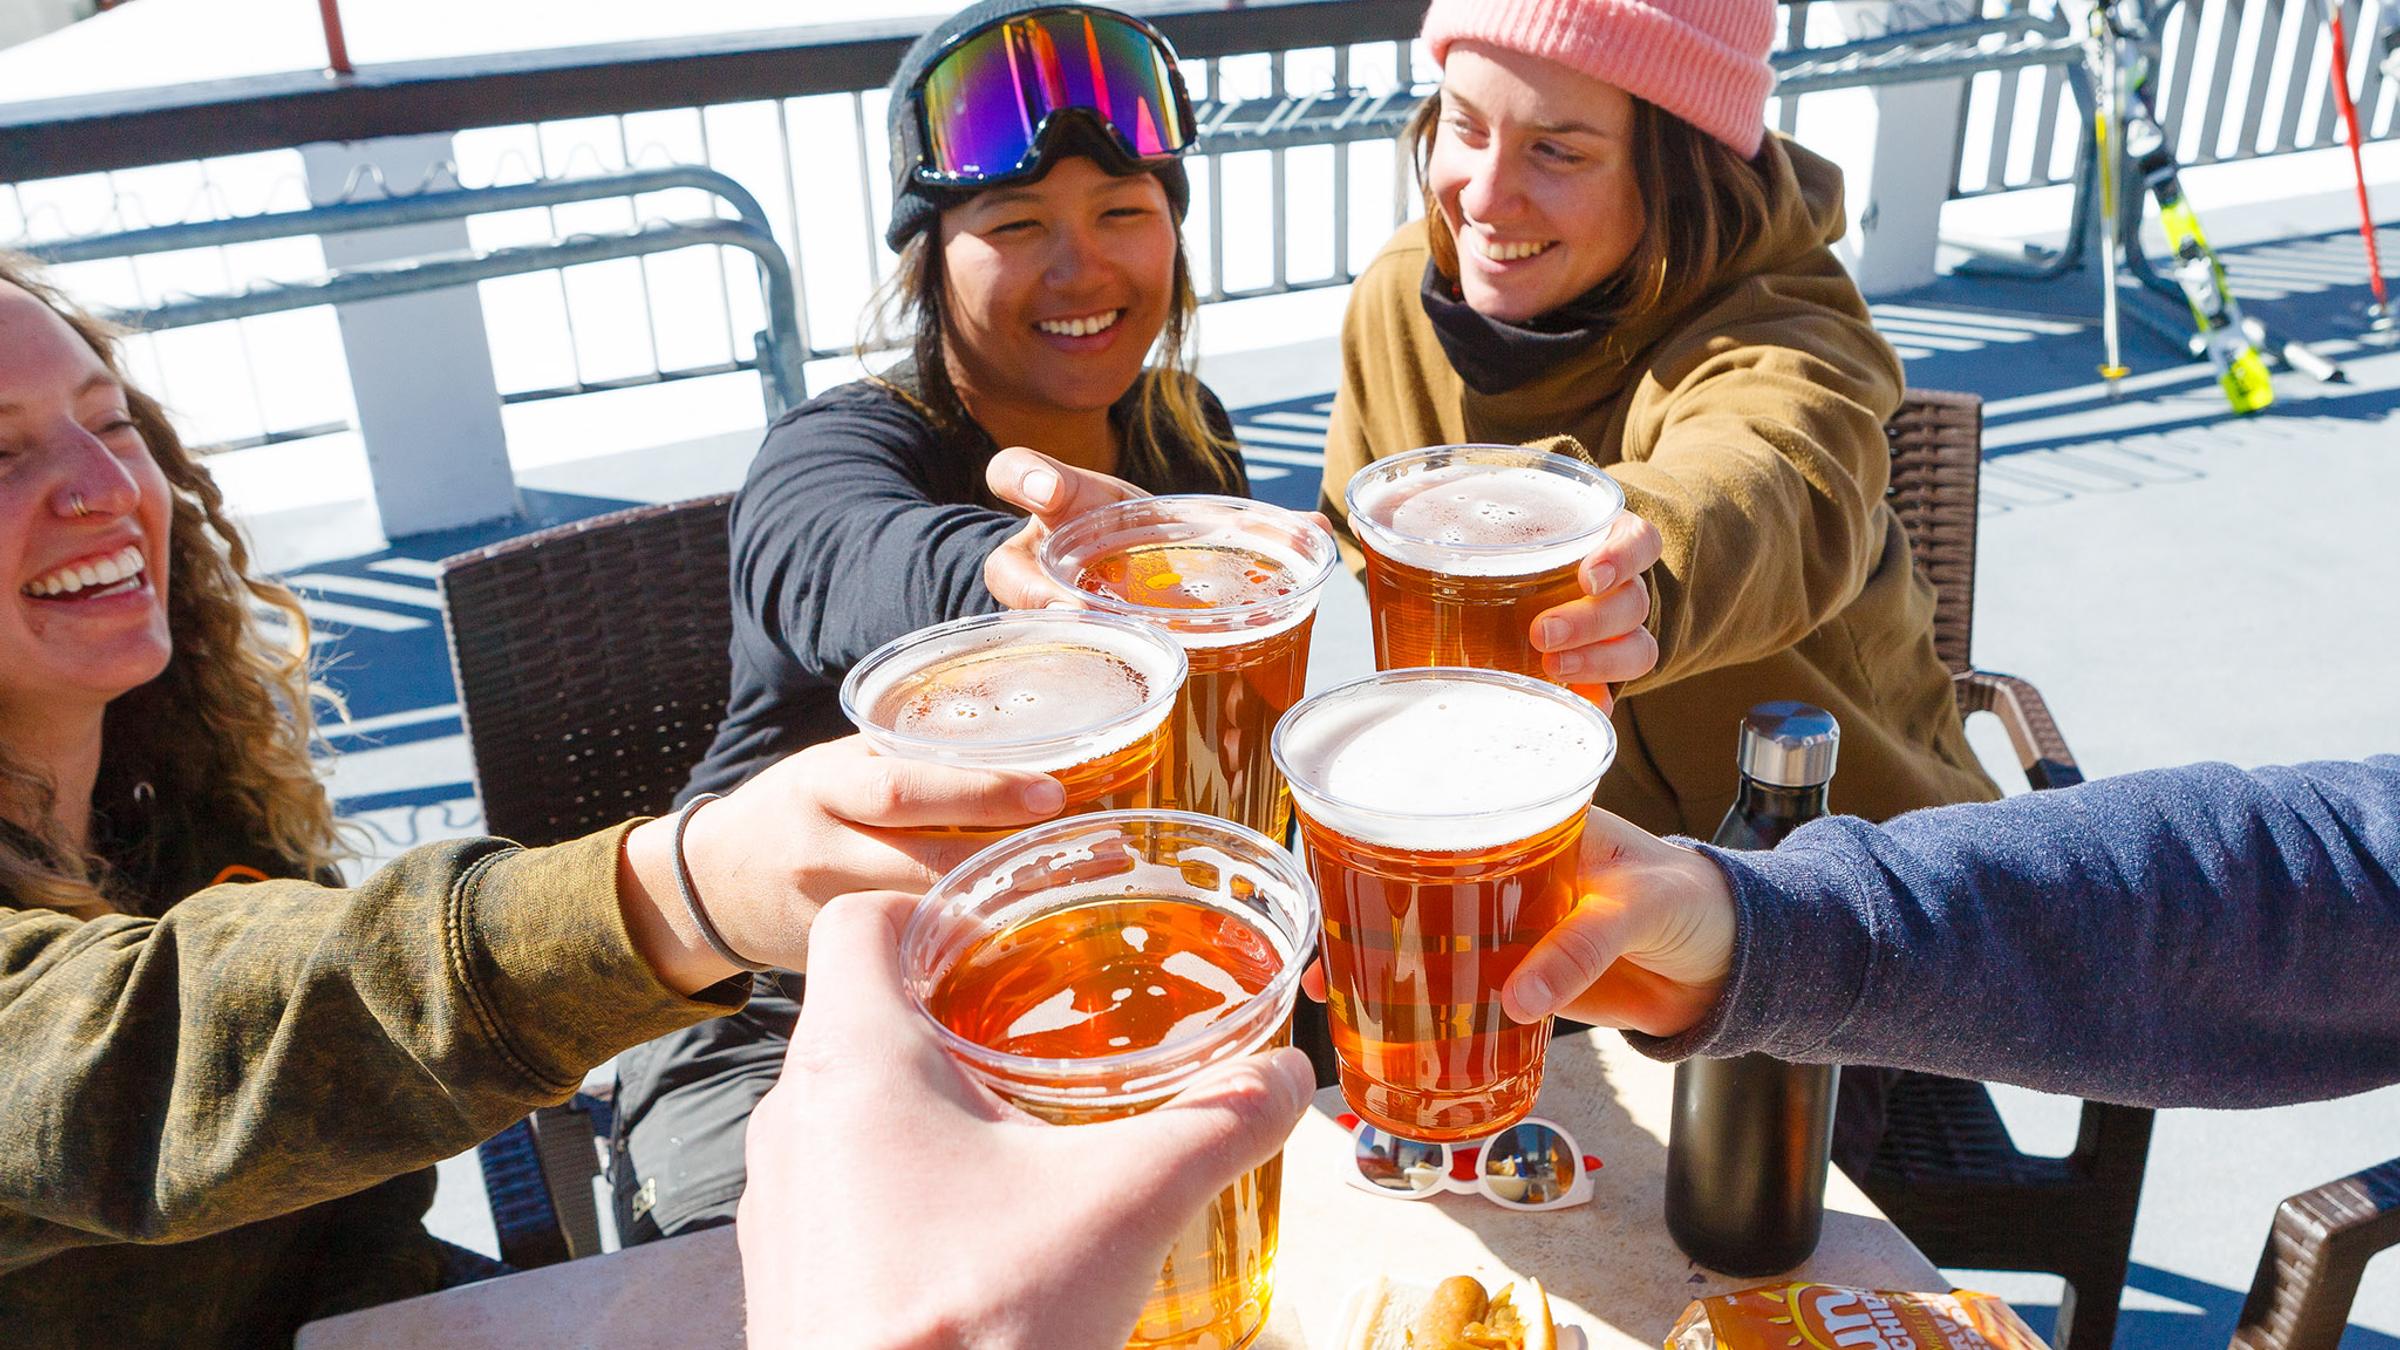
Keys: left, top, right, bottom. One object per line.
{"left": 0, "top": 824, "right": 741, "bottom": 1346}
{"left": 1322, "top": 136, "right": 1997, "bottom": 833}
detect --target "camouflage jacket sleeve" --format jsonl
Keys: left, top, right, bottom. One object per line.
{"left": 0, "top": 823, "right": 741, "bottom": 1272}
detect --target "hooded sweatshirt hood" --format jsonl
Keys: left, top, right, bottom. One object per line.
{"left": 1420, "top": 133, "right": 1856, "bottom": 409}
{"left": 1321, "top": 133, "right": 1995, "bottom": 837}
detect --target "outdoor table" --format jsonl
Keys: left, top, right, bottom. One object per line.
{"left": 299, "top": 1028, "right": 1946, "bottom": 1349}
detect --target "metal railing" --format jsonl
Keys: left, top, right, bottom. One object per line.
{"left": 22, "top": 167, "right": 808, "bottom": 417}
{"left": 2, "top": 5, "right": 1436, "bottom": 449}
{"left": 1943, "top": 0, "right": 2399, "bottom": 196}
{"left": 3, "top": 0, "right": 2389, "bottom": 451}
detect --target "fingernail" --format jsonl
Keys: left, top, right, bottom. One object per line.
{"left": 1044, "top": 597, "right": 1079, "bottom": 611}
{"left": 1022, "top": 779, "right": 1066, "bottom": 814}
{"left": 1023, "top": 469, "right": 1059, "bottom": 507}
{"left": 1584, "top": 563, "right": 1616, "bottom": 594}
{"left": 1271, "top": 1050, "right": 1314, "bottom": 1114}
{"left": 1537, "top": 617, "right": 1567, "bottom": 650}
{"left": 1550, "top": 649, "right": 1584, "bottom": 678}
{"left": 1511, "top": 969, "right": 1554, "bottom": 1022}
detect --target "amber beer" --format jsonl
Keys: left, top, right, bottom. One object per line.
{"left": 841, "top": 611, "right": 1186, "bottom": 819}
{"left": 1273, "top": 669, "right": 1615, "bottom": 1142}
{"left": 906, "top": 812, "right": 1320, "bottom": 1350}
{"left": 1347, "top": 446, "right": 1624, "bottom": 695}
{"left": 1041, "top": 495, "right": 1337, "bottom": 839}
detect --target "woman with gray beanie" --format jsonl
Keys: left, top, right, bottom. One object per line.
{"left": 611, "top": 0, "right": 1249, "bottom": 1245}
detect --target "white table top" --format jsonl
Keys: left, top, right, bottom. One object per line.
{"left": 301, "top": 1029, "right": 1944, "bottom": 1350}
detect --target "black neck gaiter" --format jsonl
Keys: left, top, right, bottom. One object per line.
{"left": 1420, "top": 260, "right": 1621, "bottom": 396}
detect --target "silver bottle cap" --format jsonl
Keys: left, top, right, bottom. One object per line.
{"left": 1737, "top": 701, "right": 1840, "bottom": 788}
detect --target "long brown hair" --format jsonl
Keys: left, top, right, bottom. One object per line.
{"left": 1408, "top": 89, "right": 1776, "bottom": 328}
{"left": 861, "top": 191, "right": 1245, "bottom": 497}
{"left": 0, "top": 255, "right": 343, "bottom": 916}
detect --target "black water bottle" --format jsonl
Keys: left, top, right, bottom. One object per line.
{"left": 1663, "top": 701, "right": 1842, "bottom": 1276}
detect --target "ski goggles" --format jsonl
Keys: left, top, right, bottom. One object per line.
{"left": 909, "top": 7, "right": 1197, "bottom": 187}
{"left": 1339, "top": 1114, "right": 1600, "bottom": 1212}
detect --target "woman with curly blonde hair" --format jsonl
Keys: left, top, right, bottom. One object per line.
{"left": 0, "top": 254, "right": 1077, "bottom": 1346}
{"left": 0, "top": 255, "right": 341, "bottom": 919}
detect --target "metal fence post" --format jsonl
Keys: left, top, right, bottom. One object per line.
{"left": 298, "top": 134, "right": 520, "bottom": 537}
{"left": 1832, "top": 0, "right": 1980, "bottom": 297}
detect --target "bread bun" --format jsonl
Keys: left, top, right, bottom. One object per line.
{"left": 1336, "top": 1274, "right": 1556, "bottom": 1350}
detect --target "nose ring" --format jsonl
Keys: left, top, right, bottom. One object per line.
{"left": 68, "top": 492, "right": 92, "bottom": 519}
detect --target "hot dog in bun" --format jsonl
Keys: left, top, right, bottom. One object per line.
{"left": 1337, "top": 1274, "right": 1556, "bottom": 1350}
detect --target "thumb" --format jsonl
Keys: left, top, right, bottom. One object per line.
{"left": 1502, "top": 895, "right": 1635, "bottom": 1024}
{"left": 781, "top": 890, "right": 924, "bottom": 1048}
{"left": 1091, "top": 1047, "right": 1313, "bottom": 1218}
{"left": 986, "top": 445, "right": 1146, "bottom": 529}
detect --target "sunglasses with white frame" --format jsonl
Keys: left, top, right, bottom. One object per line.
{"left": 1339, "top": 1113, "right": 1599, "bottom": 1211}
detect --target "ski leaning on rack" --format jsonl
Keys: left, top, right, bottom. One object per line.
{"left": 2120, "top": 108, "right": 2277, "bottom": 412}
{"left": 2095, "top": 0, "right": 2277, "bottom": 412}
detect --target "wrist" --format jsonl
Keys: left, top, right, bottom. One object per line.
{"left": 619, "top": 815, "right": 741, "bottom": 995}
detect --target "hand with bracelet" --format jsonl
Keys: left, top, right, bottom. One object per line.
{"left": 614, "top": 735, "right": 1068, "bottom": 992}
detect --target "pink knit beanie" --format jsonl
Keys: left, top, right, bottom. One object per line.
{"left": 1421, "top": 0, "right": 1777, "bottom": 158}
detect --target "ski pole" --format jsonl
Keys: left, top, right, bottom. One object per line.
{"left": 2316, "top": 0, "right": 2393, "bottom": 333}
{"left": 2095, "top": 2, "right": 2131, "bottom": 390}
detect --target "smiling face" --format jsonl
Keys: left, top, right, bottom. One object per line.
{"left": 0, "top": 283, "right": 174, "bottom": 730}
{"left": 937, "top": 155, "right": 1178, "bottom": 416}
{"left": 1427, "top": 42, "right": 1646, "bottom": 324}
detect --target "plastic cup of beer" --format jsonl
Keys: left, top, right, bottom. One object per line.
{"left": 1040, "top": 495, "right": 1338, "bottom": 839}
{"left": 1345, "top": 445, "right": 1625, "bottom": 698}
{"left": 904, "top": 810, "right": 1321, "bottom": 1350}
{"left": 1272, "top": 668, "right": 1615, "bottom": 1142}
{"left": 840, "top": 610, "right": 1187, "bottom": 822}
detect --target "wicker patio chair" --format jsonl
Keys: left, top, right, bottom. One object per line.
{"left": 1872, "top": 389, "right": 2155, "bottom": 1350}
{"left": 2229, "top": 1157, "right": 2400, "bottom": 1350}
{"left": 437, "top": 492, "right": 737, "bottom": 1269}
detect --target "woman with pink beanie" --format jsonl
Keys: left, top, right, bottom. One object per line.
{"left": 1322, "top": 0, "right": 1998, "bottom": 846}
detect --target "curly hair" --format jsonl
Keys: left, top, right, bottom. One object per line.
{"left": 0, "top": 255, "right": 344, "bottom": 916}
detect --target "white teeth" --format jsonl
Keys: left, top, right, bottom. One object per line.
{"left": 1037, "top": 309, "right": 1123, "bottom": 338}
{"left": 1481, "top": 238, "right": 1554, "bottom": 262}
{"left": 24, "top": 544, "right": 144, "bottom": 599}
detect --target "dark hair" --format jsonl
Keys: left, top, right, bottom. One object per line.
{"left": 863, "top": 206, "right": 1244, "bottom": 496}
{"left": 1407, "top": 89, "right": 1775, "bottom": 327}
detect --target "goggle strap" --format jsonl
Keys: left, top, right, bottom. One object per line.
{"left": 910, "top": 7, "right": 1192, "bottom": 186}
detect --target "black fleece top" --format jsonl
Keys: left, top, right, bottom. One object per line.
{"left": 683, "top": 368, "right": 1244, "bottom": 801}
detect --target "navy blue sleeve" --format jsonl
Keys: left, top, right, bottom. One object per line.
{"left": 729, "top": 392, "right": 1013, "bottom": 682}
{"left": 1633, "top": 757, "right": 2400, "bottom": 1107}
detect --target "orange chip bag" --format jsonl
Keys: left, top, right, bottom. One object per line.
{"left": 1665, "top": 1283, "right": 2048, "bottom": 1350}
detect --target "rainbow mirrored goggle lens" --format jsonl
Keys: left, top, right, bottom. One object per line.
{"left": 917, "top": 8, "right": 1195, "bottom": 185}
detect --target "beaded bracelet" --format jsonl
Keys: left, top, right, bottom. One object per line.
{"left": 673, "top": 793, "right": 770, "bottom": 974}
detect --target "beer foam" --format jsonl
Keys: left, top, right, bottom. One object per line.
{"left": 1276, "top": 675, "right": 1613, "bottom": 851}
{"left": 1092, "top": 532, "right": 1326, "bottom": 647}
{"left": 853, "top": 617, "right": 1177, "bottom": 768}
{"left": 1080, "top": 542, "right": 1297, "bottom": 610}
{"left": 1353, "top": 463, "right": 1620, "bottom": 577}
{"left": 1043, "top": 498, "right": 1336, "bottom": 650}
